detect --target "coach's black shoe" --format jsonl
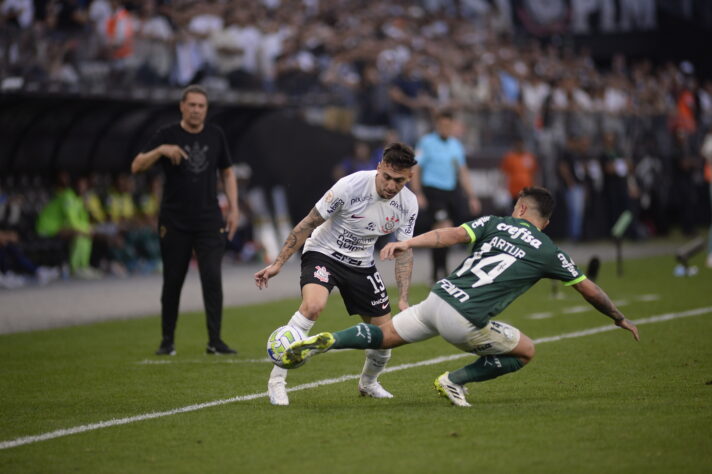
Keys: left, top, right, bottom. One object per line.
{"left": 206, "top": 340, "right": 237, "bottom": 355}
{"left": 155, "top": 342, "right": 176, "bottom": 356}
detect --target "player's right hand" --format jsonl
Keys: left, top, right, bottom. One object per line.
{"left": 254, "top": 264, "right": 280, "bottom": 289}
{"left": 161, "top": 145, "right": 188, "bottom": 165}
{"left": 616, "top": 318, "right": 640, "bottom": 341}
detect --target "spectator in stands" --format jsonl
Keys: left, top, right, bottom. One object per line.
{"left": 599, "top": 132, "right": 638, "bottom": 231}
{"left": 389, "top": 58, "right": 435, "bottom": 147}
{"left": 0, "top": 183, "right": 59, "bottom": 287}
{"left": 133, "top": 0, "right": 174, "bottom": 86}
{"left": 211, "top": 9, "right": 261, "bottom": 90}
{"left": 500, "top": 138, "right": 538, "bottom": 208}
{"left": 701, "top": 127, "right": 712, "bottom": 267}
{"left": 557, "top": 135, "right": 588, "bottom": 241}
{"left": 35, "top": 172, "right": 101, "bottom": 280}
{"left": 100, "top": 0, "right": 134, "bottom": 84}
{"left": 671, "top": 129, "right": 701, "bottom": 236}
{"left": 333, "top": 140, "right": 378, "bottom": 181}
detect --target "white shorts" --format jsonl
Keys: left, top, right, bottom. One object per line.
{"left": 392, "top": 292, "right": 521, "bottom": 355}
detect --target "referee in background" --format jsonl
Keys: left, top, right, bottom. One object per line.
{"left": 131, "top": 85, "right": 239, "bottom": 355}
{"left": 411, "top": 110, "right": 481, "bottom": 283}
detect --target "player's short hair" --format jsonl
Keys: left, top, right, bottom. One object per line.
{"left": 381, "top": 142, "right": 417, "bottom": 170}
{"left": 518, "top": 186, "right": 555, "bottom": 219}
{"left": 181, "top": 84, "right": 208, "bottom": 103}
{"left": 435, "top": 109, "right": 454, "bottom": 121}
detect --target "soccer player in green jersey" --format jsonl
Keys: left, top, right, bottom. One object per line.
{"left": 282, "top": 186, "right": 640, "bottom": 407}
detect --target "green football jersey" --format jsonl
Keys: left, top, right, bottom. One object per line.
{"left": 432, "top": 215, "right": 586, "bottom": 327}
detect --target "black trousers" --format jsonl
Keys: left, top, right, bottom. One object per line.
{"left": 159, "top": 222, "right": 226, "bottom": 344}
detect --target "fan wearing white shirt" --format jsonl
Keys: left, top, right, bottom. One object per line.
{"left": 255, "top": 143, "right": 419, "bottom": 406}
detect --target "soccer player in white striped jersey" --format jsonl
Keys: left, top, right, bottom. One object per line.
{"left": 255, "top": 143, "right": 419, "bottom": 405}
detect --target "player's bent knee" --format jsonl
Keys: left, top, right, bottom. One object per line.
{"left": 380, "top": 322, "right": 408, "bottom": 349}
{"left": 511, "top": 334, "right": 535, "bottom": 365}
{"left": 298, "top": 301, "right": 325, "bottom": 319}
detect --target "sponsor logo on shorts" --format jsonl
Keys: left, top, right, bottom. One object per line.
{"left": 370, "top": 295, "right": 389, "bottom": 306}
{"left": 473, "top": 343, "right": 492, "bottom": 352}
{"left": 314, "top": 265, "right": 330, "bottom": 283}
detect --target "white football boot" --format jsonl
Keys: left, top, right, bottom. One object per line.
{"left": 434, "top": 372, "right": 471, "bottom": 407}
{"left": 358, "top": 380, "right": 394, "bottom": 399}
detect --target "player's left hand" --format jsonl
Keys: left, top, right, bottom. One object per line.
{"left": 380, "top": 242, "right": 408, "bottom": 260}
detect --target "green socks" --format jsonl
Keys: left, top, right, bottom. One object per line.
{"left": 332, "top": 323, "right": 383, "bottom": 350}
{"left": 449, "top": 355, "right": 524, "bottom": 385}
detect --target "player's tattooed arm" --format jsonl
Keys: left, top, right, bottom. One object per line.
{"left": 274, "top": 207, "right": 325, "bottom": 267}
{"left": 573, "top": 278, "right": 640, "bottom": 340}
{"left": 394, "top": 248, "right": 414, "bottom": 309}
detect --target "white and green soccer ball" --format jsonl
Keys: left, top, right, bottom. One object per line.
{"left": 267, "top": 325, "right": 305, "bottom": 367}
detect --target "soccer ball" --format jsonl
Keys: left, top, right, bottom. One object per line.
{"left": 266, "top": 325, "right": 305, "bottom": 368}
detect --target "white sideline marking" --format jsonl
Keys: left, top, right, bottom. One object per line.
{"left": 527, "top": 312, "right": 553, "bottom": 320}
{"left": 2, "top": 306, "right": 711, "bottom": 451}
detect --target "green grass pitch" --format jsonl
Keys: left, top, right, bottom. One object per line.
{"left": 1, "top": 253, "right": 711, "bottom": 473}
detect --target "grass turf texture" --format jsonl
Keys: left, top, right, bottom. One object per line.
{"left": 1, "top": 253, "right": 711, "bottom": 473}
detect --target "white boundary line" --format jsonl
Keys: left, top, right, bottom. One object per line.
{"left": 2, "top": 306, "right": 711, "bottom": 451}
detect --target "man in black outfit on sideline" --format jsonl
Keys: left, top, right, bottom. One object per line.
{"left": 131, "top": 85, "right": 239, "bottom": 355}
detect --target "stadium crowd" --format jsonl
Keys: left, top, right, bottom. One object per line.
{"left": 1, "top": 0, "right": 711, "bottom": 287}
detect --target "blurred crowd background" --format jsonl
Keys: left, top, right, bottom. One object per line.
{"left": 1, "top": 0, "right": 712, "bottom": 287}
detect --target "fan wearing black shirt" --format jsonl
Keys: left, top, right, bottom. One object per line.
{"left": 131, "top": 85, "right": 239, "bottom": 356}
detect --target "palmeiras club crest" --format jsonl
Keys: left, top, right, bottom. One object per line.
{"left": 184, "top": 142, "right": 210, "bottom": 174}
{"left": 380, "top": 215, "right": 399, "bottom": 234}
{"left": 314, "top": 265, "right": 330, "bottom": 283}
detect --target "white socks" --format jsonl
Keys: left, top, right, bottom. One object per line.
{"left": 269, "top": 312, "right": 315, "bottom": 383}
{"left": 360, "top": 348, "right": 392, "bottom": 385}
{"left": 288, "top": 311, "right": 315, "bottom": 335}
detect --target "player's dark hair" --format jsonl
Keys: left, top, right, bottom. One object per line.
{"left": 518, "top": 186, "right": 555, "bottom": 219}
{"left": 435, "top": 109, "right": 454, "bottom": 121}
{"left": 181, "top": 84, "right": 208, "bottom": 103}
{"left": 381, "top": 142, "right": 417, "bottom": 169}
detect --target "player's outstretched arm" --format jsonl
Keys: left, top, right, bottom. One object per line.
{"left": 254, "top": 207, "right": 326, "bottom": 289}
{"left": 572, "top": 278, "right": 640, "bottom": 341}
{"left": 380, "top": 226, "right": 470, "bottom": 260}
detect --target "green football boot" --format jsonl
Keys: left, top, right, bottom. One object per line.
{"left": 282, "top": 333, "right": 336, "bottom": 369}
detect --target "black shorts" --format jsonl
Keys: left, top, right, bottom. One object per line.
{"left": 300, "top": 251, "right": 391, "bottom": 317}
{"left": 422, "top": 186, "right": 468, "bottom": 227}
